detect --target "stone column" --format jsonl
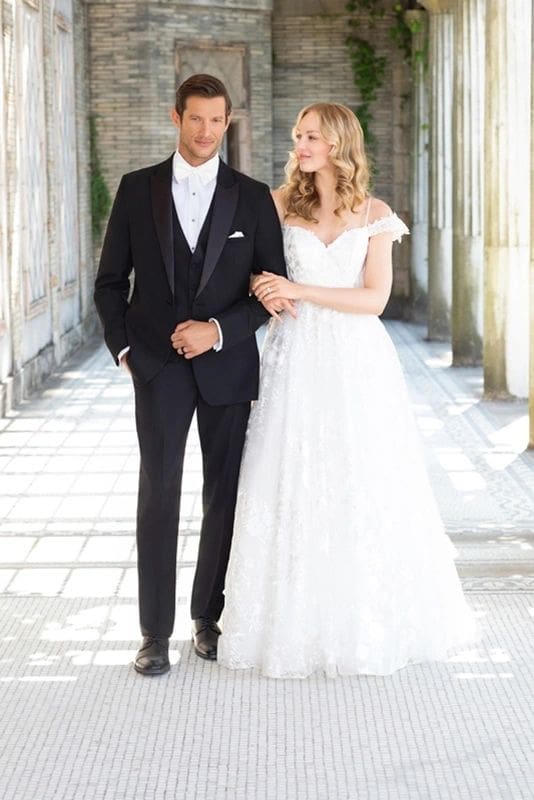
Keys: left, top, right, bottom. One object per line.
{"left": 530, "top": 9, "right": 534, "bottom": 446}
{"left": 0, "top": 0, "right": 13, "bottom": 415}
{"left": 451, "top": 0, "right": 484, "bottom": 365}
{"left": 419, "top": 0, "right": 453, "bottom": 340}
{"left": 405, "top": 9, "right": 429, "bottom": 321}
{"left": 484, "top": 0, "right": 531, "bottom": 398}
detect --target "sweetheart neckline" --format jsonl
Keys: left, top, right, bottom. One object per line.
{"left": 282, "top": 224, "right": 368, "bottom": 249}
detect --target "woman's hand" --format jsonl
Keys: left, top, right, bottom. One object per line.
{"left": 253, "top": 271, "right": 304, "bottom": 303}
{"left": 250, "top": 273, "right": 298, "bottom": 319}
{"left": 263, "top": 297, "right": 298, "bottom": 320}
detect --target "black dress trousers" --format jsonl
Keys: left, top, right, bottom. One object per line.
{"left": 134, "top": 358, "right": 250, "bottom": 637}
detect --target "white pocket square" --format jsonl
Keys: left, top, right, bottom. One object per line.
{"left": 228, "top": 230, "right": 245, "bottom": 239}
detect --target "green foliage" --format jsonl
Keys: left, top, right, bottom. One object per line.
{"left": 346, "top": 0, "right": 383, "bottom": 15}
{"left": 89, "top": 116, "right": 111, "bottom": 240}
{"left": 390, "top": 3, "right": 413, "bottom": 62}
{"left": 345, "top": 35, "right": 386, "bottom": 145}
{"left": 345, "top": 1, "right": 427, "bottom": 146}
{"left": 391, "top": 3, "right": 427, "bottom": 66}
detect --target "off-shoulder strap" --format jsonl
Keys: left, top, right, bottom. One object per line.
{"left": 367, "top": 212, "right": 409, "bottom": 243}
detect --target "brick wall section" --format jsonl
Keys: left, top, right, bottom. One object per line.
{"left": 272, "top": 8, "right": 411, "bottom": 311}
{"left": 74, "top": 0, "right": 96, "bottom": 339}
{"left": 87, "top": 0, "right": 275, "bottom": 197}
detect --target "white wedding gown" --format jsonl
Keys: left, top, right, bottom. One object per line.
{"left": 218, "top": 214, "right": 477, "bottom": 678}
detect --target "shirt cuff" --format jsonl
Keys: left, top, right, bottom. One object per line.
{"left": 209, "top": 318, "right": 223, "bottom": 352}
{"left": 117, "top": 346, "right": 130, "bottom": 364}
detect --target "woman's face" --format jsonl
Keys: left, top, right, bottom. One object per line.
{"left": 293, "top": 111, "right": 333, "bottom": 173}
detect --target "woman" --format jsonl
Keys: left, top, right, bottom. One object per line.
{"left": 218, "top": 103, "right": 476, "bottom": 678}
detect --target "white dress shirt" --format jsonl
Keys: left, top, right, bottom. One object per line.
{"left": 118, "top": 150, "right": 222, "bottom": 366}
{"left": 172, "top": 150, "right": 218, "bottom": 251}
{"left": 172, "top": 150, "right": 222, "bottom": 351}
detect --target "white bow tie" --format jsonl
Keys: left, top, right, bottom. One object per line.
{"left": 173, "top": 158, "right": 218, "bottom": 186}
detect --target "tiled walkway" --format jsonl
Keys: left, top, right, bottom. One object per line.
{"left": 1, "top": 322, "right": 533, "bottom": 800}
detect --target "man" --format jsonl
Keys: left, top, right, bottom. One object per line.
{"left": 94, "top": 74, "right": 287, "bottom": 675}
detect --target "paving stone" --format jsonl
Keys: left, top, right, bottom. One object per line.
{"left": 0, "top": 323, "right": 533, "bottom": 800}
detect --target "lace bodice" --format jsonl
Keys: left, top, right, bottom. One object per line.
{"left": 282, "top": 213, "right": 409, "bottom": 288}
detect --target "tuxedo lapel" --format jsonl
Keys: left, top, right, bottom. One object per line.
{"left": 150, "top": 157, "right": 175, "bottom": 295}
{"left": 196, "top": 161, "right": 239, "bottom": 299}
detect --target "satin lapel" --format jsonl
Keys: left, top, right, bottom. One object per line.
{"left": 196, "top": 165, "right": 239, "bottom": 299}
{"left": 150, "top": 157, "right": 174, "bottom": 295}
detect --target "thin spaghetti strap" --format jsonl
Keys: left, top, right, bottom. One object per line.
{"left": 364, "top": 196, "right": 372, "bottom": 226}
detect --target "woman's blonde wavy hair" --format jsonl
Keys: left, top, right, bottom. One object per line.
{"left": 281, "top": 103, "right": 370, "bottom": 223}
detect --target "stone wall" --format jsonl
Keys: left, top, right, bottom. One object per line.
{"left": 272, "top": 0, "right": 412, "bottom": 313}
{"left": 87, "top": 0, "right": 275, "bottom": 199}
{"left": 87, "top": 0, "right": 412, "bottom": 315}
{"left": 0, "top": 0, "right": 94, "bottom": 416}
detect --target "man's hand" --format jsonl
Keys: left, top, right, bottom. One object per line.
{"left": 171, "top": 320, "right": 219, "bottom": 359}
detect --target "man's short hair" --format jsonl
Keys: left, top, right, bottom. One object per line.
{"left": 175, "top": 73, "right": 232, "bottom": 118}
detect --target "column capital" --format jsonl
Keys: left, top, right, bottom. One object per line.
{"left": 418, "top": 0, "right": 453, "bottom": 12}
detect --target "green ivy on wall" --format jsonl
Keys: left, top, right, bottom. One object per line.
{"left": 346, "top": 1, "right": 426, "bottom": 146}
{"left": 89, "top": 116, "right": 111, "bottom": 240}
{"left": 391, "top": 2, "right": 426, "bottom": 64}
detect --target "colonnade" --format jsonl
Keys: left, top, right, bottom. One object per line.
{"left": 412, "top": 0, "right": 533, "bottom": 445}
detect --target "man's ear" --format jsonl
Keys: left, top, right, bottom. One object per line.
{"left": 170, "top": 108, "right": 181, "bottom": 129}
{"left": 224, "top": 112, "right": 233, "bottom": 132}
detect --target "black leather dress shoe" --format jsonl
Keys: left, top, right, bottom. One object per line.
{"left": 191, "top": 618, "right": 221, "bottom": 661}
{"left": 133, "top": 636, "right": 170, "bottom": 675}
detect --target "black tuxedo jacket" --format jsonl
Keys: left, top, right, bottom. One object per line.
{"left": 94, "top": 157, "right": 286, "bottom": 405}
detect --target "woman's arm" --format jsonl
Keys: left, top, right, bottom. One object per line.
{"left": 254, "top": 225, "right": 394, "bottom": 316}
{"left": 252, "top": 187, "right": 297, "bottom": 320}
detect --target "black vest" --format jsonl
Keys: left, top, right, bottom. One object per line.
{"left": 172, "top": 200, "right": 214, "bottom": 322}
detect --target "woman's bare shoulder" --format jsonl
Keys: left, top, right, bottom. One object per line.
{"left": 367, "top": 197, "right": 393, "bottom": 223}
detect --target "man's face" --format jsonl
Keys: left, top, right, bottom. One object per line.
{"left": 172, "top": 96, "right": 230, "bottom": 166}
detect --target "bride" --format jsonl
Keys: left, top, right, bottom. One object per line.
{"left": 217, "top": 102, "right": 477, "bottom": 678}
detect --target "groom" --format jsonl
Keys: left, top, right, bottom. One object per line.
{"left": 94, "top": 74, "right": 286, "bottom": 675}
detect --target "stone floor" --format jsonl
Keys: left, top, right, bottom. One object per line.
{"left": 1, "top": 321, "right": 533, "bottom": 800}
